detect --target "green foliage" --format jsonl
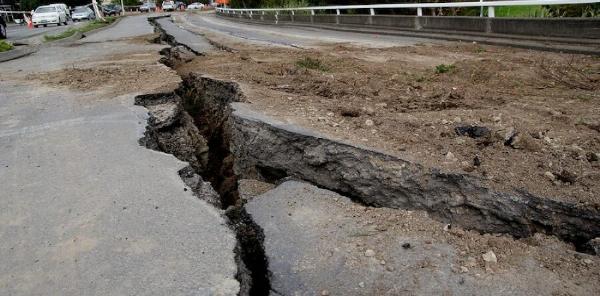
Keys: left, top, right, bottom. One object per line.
{"left": 296, "top": 57, "right": 329, "bottom": 71}
{"left": 44, "top": 28, "right": 77, "bottom": 41}
{"left": 0, "top": 40, "right": 14, "bottom": 52}
{"left": 112, "top": 0, "right": 140, "bottom": 6}
{"left": 435, "top": 64, "right": 454, "bottom": 74}
{"left": 44, "top": 17, "right": 117, "bottom": 42}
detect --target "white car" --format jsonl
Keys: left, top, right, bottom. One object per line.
{"left": 50, "top": 3, "right": 71, "bottom": 20}
{"left": 162, "top": 1, "right": 175, "bottom": 11}
{"left": 186, "top": 2, "right": 204, "bottom": 10}
{"left": 32, "top": 5, "right": 68, "bottom": 27}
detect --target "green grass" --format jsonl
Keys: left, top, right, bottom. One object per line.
{"left": 494, "top": 5, "right": 548, "bottom": 17}
{"left": 44, "top": 17, "right": 117, "bottom": 42}
{"left": 296, "top": 57, "right": 329, "bottom": 72}
{"left": 435, "top": 64, "right": 455, "bottom": 74}
{"left": 0, "top": 40, "right": 14, "bottom": 52}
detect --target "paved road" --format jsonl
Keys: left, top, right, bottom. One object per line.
{"left": 0, "top": 15, "right": 239, "bottom": 295}
{"left": 6, "top": 21, "right": 87, "bottom": 43}
{"left": 180, "top": 12, "right": 437, "bottom": 48}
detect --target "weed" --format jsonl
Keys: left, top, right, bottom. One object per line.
{"left": 0, "top": 40, "right": 14, "bottom": 52}
{"left": 44, "top": 17, "right": 117, "bottom": 42}
{"left": 476, "top": 46, "right": 486, "bottom": 53}
{"left": 296, "top": 57, "right": 329, "bottom": 72}
{"left": 435, "top": 64, "right": 455, "bottom": 74}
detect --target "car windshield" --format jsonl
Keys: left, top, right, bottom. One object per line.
{"left": 35, "top": 7, "right": 56, "bottom": 13}
{"left": 74, "top": 8, "right": 88, "bottom": 13}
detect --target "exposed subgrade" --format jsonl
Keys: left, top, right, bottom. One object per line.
{"left": 139, "top": 17, "right": 272, "bottom": 296}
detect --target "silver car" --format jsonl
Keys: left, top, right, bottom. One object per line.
{"left": 72, "top": 7, "right": 95, "bottom": 22}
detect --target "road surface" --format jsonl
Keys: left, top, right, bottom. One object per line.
{"left": 0, "top": 15, "right": 239, "bottom": 295}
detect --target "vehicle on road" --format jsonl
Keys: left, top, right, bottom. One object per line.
{"left": 32, "top": 5, "right": 68, "bottom": 27}
{"left": 50, "top": 3, "right": 71, "bottom": 20}
{"left": 186, "top": 2, "right": 204, "bottom": 10}
{"left": 0, "top": 15, "right": 6, "bottom": 39}
{"left": 139, "top": 2, "right": 156, "bottom": 12}
{"left": 102, "top": 4, "right": 122, "bottom": 16}
{"left": 162, "top": 1, "right": 175, "bottom": 11}
{"left": 72, "top": 6, "right": 95, "bottom": 21}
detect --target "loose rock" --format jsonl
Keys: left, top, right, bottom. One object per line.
{"left": 482, "top": 251, "right": 497, "bottom": 263}
{"left": 365, "top": 249, "right": 376, "bottom": 257}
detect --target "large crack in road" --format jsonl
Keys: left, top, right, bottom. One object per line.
{"left": 136, "top": 15, "right": 600, "bottom": 296}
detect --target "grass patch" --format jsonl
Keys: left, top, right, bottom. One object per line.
{"left": 495, "top": 5, "right": 549, "bottom": 17}
{"left": 296, "top": 57, "right": 329, "bottom": 72}
{"left": 44, "top": 17, "right": 117, "bottom": 42}
{"left": 0, "top": 40, "right": 14, "bottom": 52}
{"left": 435, "top": 64, "right": 455, "bottom": 74}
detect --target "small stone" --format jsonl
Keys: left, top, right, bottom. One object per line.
{"left": 386, "top": 265, "right": 395, "bottom": 272}
{"left": 441, "top": 119, "right": 449, "bottom": 125}
{"left": 365, "top": 249, "right": 375, "bottom": 257}
{"left": 465, "top": 257, "right": 477, "bottom": 267}
{"left": 455, "top": 125, "right": 490, "bottom": 138}
{"left": 453, "top": 116, "right": 462, "bottom": 123}
{"left": 544, "top": 171, "right": 556, "bottom": 181}
{"left": 363, "top": 106, "right": 375, "bottom": 115}
{"left": 586, "top": 152, "right": 599, "bottom": 162}
{"left": 555, "top": 169, "right": 577, "bottom": 184}
{"left": 365, "top": 119, "right": 374, "bottom": 127}
{"left": 492, "top": 115, "right": 502, "bottom": 122}
{"left": 402, "top": 242, "right": 411, "bottom": 249}
{"left": 380, "top": 260, "right": 386, "bottom": 265}
{"left": 445, "top": 151, "right": 458, "bottom": 162}
{"left": 460, "top": 266, "right": 469, "bottom": 273}
{"left": 583, "top": 259, "right": 593, "bottom": 265}
{"left": 443, "top": 224, "right": 451, "bottom": 231}
{"left": 358, "top": 282, "right": 365, "bottom": 288}
{"left": 326, "top": 112, "right": 334, "bottom": 117}
{"left": 482, "top": 251, "right": 497, "bottom": 263}
{"left": 321, "top": 290, "right": 330, "bottom": 296}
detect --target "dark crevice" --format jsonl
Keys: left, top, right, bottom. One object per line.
{"left": 139, "top": 18, "right": 272, "bottom": 296}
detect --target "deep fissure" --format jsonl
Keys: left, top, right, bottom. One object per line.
{"left": 140, "top": 17, "right": 272, "bottom": 296}
{"left": 139, "top": 17, "right": 600, "bottom": 296}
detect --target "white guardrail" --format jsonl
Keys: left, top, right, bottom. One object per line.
{"left": 216, "top": 0, "right": 600, "bottom": 18}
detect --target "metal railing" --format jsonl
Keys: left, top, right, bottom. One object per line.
{"left": 216, "top": 0, "right": 600, "bottom": 18}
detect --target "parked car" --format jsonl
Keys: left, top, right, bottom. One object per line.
{"left": 0, "top": 16, "right": 6, "bottom": 39}
{"left": 162, "top": 1, "right": 175, "bottom": 11}
{"left": 72, "top": 6, "right": 95, "bottom": 21}
{"left": 186, "top": 2, "right": 204, "bottom": 10}
{"left": 32, "top": 5, "right": 68, "bottom": 27}
{"left": 102, "top": 4, "right": 122, "bottom": 16}
{"left": 175, "top": 1, "right": 186, "bottom": 10}
{"left": 50, "top": 3, "right": 71, "bottom": 20}
{"left": 139, "top": 2, "right": 156, "bottom": 12}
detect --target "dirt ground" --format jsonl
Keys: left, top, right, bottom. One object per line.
{"left": 178, "top": 41, "right": 600, "bottom": 205}
{"left": 29, "top": 35, "right": 181, "bottom": 98}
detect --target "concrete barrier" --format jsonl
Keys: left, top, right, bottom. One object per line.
{"left": 218, "top": 12, "right": 600, "bottom": 40}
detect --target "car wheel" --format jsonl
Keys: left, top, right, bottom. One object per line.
{"left": 0, "top": 25, "right": 6, "bottom": 39}
{"left": 34, "top": 25, "right": 39, "bottom": 28}
{"left": 43, "top": 24, "right": 47, "bottom": 27}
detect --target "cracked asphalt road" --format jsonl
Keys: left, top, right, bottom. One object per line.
{"left": 0, "top": 15, "right": 239, "bottom": 295}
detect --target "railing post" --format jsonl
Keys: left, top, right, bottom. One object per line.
{"left": 417, "top": 7, "right": 422, "bottom": 17}
{"left": 368, "top": 8, "right": 375, "bottom": 25}
{"left": 310, "top": 9, "right": 315, "bottom": 23}
{"left": 261, "top": 10, "right": 265, "bottom": 21}
{"left": 249, "top": 10, "right": 253, "bottom": 19}
{"left": 275, "top": 10, "right": 279, "bottom": 24}
{"left": 370, "top": 8, "right": 375, "bottom": 16}
{"left": 336, "top": 8, "right": 340, "bottom": 25}
{"left": 291, "top": 10, "right": 294, "bottom": 22}
{"left": 488, "top": 6, "right": 495, "bottom": 18}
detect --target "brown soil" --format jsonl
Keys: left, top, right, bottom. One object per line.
{"left": 30, "top": 37, "right": 180, "bottom": 97}
{"left": 178, "top": 42, "right": 600, "bottom": 205}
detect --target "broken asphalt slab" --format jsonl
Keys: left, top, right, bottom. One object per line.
{"left": 246, "top": 181, "right": 599, "bottom": 295}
